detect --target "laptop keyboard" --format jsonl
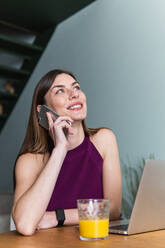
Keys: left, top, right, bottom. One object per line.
{"left": 111, "top": 224, "right": 128, "bottom": 231}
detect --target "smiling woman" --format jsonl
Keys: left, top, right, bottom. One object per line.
{"left": 44, "top": 73, "right": 87, "bottom": 122}
{"left": 12, "top": 69, "right": 122, "bottom": 236}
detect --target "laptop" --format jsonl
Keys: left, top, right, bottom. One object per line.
{"left": 110, "top": 160, "right": 165, "bottom": 235}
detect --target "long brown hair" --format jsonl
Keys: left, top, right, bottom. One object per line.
{"left": 18, "top": 69, "right": 102, "bottom": 158}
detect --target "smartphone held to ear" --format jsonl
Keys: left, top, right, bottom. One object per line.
{"left": 38, "top": 105, "right": 72, "bottom": 137}
{"left": 38, "top": 105, "right": 59, "bottom": 130}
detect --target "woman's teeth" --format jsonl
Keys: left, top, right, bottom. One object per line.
{"left": 69, "top": 104, "right": 81, "bottom": 110}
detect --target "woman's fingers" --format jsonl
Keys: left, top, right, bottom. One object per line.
{"left": 56, "top": 120, "right": 73, "bottom": 134}
{"left": 55, "top": 116, "right": 73, "bottom": 126}
{"left": 47, "top": 112, "right": 73, "bottom": 137}
{"left": 47, "top": 112, "right": 73, "bottom": 128}
{"left": 46, "top": 112, "right": 54, "bottom": 129}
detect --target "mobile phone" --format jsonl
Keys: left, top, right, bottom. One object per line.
{"left": 38, "top": 105, "right": 59, "bottom": 130}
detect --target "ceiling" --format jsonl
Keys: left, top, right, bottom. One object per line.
{"left": 0, "top": 0, "right": 95, "bottom": 33}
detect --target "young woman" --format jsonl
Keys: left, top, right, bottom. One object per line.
{"left": 12, "top": 69, "right": 122, "bottom": 236}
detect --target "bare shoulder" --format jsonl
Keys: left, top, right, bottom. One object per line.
{"left": 15, "top": 153, "right": 49, "bottom": 180}
{"left": 90, "top": 128, "right": 117, "bottom": 159}
{"left": 91, "top": 128, "right": 117, "bottom": 146}
{"left": 13, "top": 153, "right": 49, "bottom": 208}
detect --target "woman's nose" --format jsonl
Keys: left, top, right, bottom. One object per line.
{"left": 69, "top": 88, "right": 79, "bottom": 99}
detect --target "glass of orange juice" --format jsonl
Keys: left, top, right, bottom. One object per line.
{"left": 77, "top": 199, "right": 110, "bottom": 241}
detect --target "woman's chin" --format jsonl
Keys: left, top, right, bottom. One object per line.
{"left": 71, "top": 113, "right": 87, "bottom": 121}
{"left": 66, "top": 109, "right": 86, "bottom": 119}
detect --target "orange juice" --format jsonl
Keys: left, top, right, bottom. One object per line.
{"left": 79, "top": 219, "right": 109, "bottom": 238}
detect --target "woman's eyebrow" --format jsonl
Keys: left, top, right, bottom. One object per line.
{"left": 52, "top": 81, "right": 80, "bottom": 89}
{"left": 72, "top": 81, "right": 80, "bottom": 86}
{"left": 52, "top": 84, "right": 65, "bottom": 88}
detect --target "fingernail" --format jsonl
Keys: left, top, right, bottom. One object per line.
{"left": 67, "top": 121, "right": 72, "bottom": 126}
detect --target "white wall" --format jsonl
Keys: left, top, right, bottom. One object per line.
{"left": 1, "top": 0, "right": 165, "bottom": 191}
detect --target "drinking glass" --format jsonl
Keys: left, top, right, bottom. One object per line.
{"left": 77, "top": 199, "right": 110, "bottom": 241}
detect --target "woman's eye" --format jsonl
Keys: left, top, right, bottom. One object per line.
{"left": 74, "top": 85, "right": 80, "bottom": 91}
{"left": 56, "top": 89, "right": 64, "bottom": 94}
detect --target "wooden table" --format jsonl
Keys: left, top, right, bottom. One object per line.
{"left": 0, "top": 226, "right": 165, "bottom": 248}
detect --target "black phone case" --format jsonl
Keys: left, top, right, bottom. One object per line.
{"left": 38, "top": 105, "right": 59, "bottom": 130}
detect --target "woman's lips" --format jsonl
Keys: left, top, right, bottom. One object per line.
{"left": 68, "top": 103, "right": 83, "bottom": 111}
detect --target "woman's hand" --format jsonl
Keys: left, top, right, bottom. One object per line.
{"left": 47, "top": 112, "right": 73, "bottom": 149}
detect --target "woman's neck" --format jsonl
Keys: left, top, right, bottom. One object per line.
{"left": 67, "top": 121, "right": 85, "bottom": 150}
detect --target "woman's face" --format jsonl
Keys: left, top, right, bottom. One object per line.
{"left": 44, "top": 73, "right": 87, "bottom": 121}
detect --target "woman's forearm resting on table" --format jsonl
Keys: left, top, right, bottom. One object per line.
{"left": 37, "top": 209, "right": 79, "bottom": 230}
{"left": 13, "top": 208, "right": 78, "bottom": 236}
{"left": 14, "top": 203, "right": 120, "bottom": 236}
{"left": 35, "top": 204, "right": 120, "bottom": 232}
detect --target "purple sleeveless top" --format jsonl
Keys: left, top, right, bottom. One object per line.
{"left": 46, "top": 136, "right": 103, "bottom": 210}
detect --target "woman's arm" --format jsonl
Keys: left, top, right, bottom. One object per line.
{"left": 102, "top": 129, "right": 122, "bottom": 219}
{"left": 92, "top": 129, "right": 122, "bottom": 220}
{"left": 12, "top": 115, "right": 73, "bottom": 236}
{"left": 12, "top": 146, "right": 67, "bottom": 236}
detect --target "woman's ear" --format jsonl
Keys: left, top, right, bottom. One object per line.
{"left": 37, "top": 105, "right": 41, "bottom": 113}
